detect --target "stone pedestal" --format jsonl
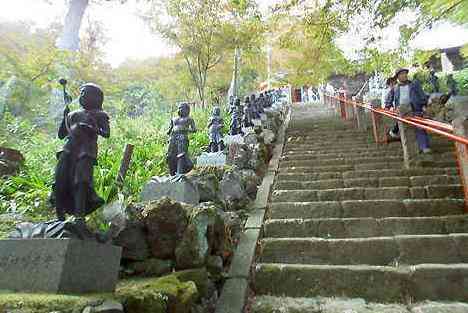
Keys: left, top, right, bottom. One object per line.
{"left": 452, "top": 115, "right": 468, "bottom": 212}
{"left": 398, "top": 121, "right": 419, "bottom": 169}
{"left": 140, "top": 175, "right": 200, "bottom": 205}
{"left": 196, "top": 152, "right": 226, "bottom": 167}
{"left": 0, "top": 239, "right": 121, "bottom": 293}
{"left": 224, "top": 134, "right": 244, "bottom": 145}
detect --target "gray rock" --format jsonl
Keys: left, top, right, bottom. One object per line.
{"left": 206, "top": 255, "right": 224, "bottom": 280}
{"left": 126, "top": 258, "right": 174, "bottom": 277}
{"left": 140, "top": 175, "right": 200, "bottom": 205}
{"left": 239, "top": 169, "right": 261, "bottom": 199}
{"left": 244, "top": 133, "right": 258, "bottom": 145}
{"left": 112, "top": 220, "right": 150, "bottom": 261}
{"left": 190, "top": 172, "right": 220, "bottom": 203}
{"left": 219, "top": 170, "right": 248, "bottom": 210}
{"left": 82, "top": 300, "right": 124, "bottom": 313}
{"left": 261, "top": 129, "right": 276, "bottom": 145}
{"left": 175, "top": 202, "right": 225, "bottom": 270}
{"left": 140, "top": 197, "right": 190, "bottom": 259}
{"left": 0, "top": 239, "right": 121, "bottom": 293}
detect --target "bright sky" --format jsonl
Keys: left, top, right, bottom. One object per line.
{"left": 1, "top": 0, "right": 468, "bottom": 67}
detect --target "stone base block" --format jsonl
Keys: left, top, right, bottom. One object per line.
{"left": 0, "top": 239, "right": 121, "bottom": 293}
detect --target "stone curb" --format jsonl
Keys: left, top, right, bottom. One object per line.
{"left": 215, "top": 105, "right": 292, "bottom": 313}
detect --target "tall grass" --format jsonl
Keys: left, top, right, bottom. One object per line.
{"left": 0, "top": 105, "right": 218, "bottom": 223}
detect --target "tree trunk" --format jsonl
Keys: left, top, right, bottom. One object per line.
{"left": 228, "top": 48, "right": 241, "bottom": 101}
{"left": 56, "top": 0, "right": 89, "bottom": 51}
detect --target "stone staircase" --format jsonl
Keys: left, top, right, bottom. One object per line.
{"left": 250, "top": 104, "right": 468, "bottom": 312}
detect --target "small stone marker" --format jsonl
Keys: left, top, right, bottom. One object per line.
{"left": 196, "top": 151, "right": 226, "bottom": 167}
{"left": 224, "top": 134, "right": 244, "bottom": 145}
{"left": 260, "top": 113, "right": 267, "bottom": 121}
{"left": 252, "top": 119, "right": 262, "bottom": 127}
{"left": 0, "top": 239, "right": 121, "bottom": 293}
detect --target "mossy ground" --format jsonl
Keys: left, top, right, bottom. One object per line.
{"left": 0, "top": 269, "right": 207, "bottom": 313}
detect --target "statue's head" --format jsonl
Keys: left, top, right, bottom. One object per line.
{"left": 250, "top": 94, "right": 256, "bottom": 101}
{"left": 178, "top": 102, "right": 190, "bottom": 117}
{"left": 235, "top": 98, "right": 241, "bottom": 106}
{"left": 212, "top": 106, "right": 221, "bottom": 116}
{"left": 244, "top": 96, "right": 250, "bottom": 103}
{"left": 79, "top": 83, "right": 104, "bottom": 110}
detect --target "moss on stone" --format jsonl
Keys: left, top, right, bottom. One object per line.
{"left": 116, "top": 273, "right": 198, "bottom": 313}
{"left": 0, "top": 291, "right": 113, "bottom": 313}
{"left": 0, "top": 271, "right": 202, "bottom": 313}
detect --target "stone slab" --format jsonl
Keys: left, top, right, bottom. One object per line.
{"left": 224, "top": 134, "right": 244, "bottom": 145}
{"left": 252, "top": 119, "right": 262, "bottom": 127}
{"left": 228, "top": 228, "right": 261, "bottom": 278}
{"left": 215, "top": 278, "right": 249, "bottom": 313}
{"left": 196, "top": 151, "right": 226, "bottom": 167}
{"left": 140, "top": 175, "right": 200, "bottom": 205}
{"left": 0, "top": 239, "right": 121, "bottom": 293}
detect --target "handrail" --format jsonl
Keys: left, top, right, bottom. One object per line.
{"left": 324, "top": 94, "right": 467, "bottom": 146}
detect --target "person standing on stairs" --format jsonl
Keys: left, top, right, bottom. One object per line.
{"left": 384, "top": 68, "right": 431, "bottom": 153}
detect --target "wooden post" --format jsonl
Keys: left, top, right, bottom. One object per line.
{"left": 116, "top": 144, "right": 134, "bottom": 187}
{"left": 371, "top": 112, "right": 388, "bottom": 144}
{"left": 452, "top": 116, "right": 468, "bottom": 212}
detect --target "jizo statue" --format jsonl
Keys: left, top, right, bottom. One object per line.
{"left": 166, "top": 102, "right": 197, "bottom": 176}
{"left": 229, "top": 98, "right": 244, "bottom": 135}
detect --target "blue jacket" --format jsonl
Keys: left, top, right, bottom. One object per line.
{"left": 384, "top": 80, "right": 428, "bottom": 112}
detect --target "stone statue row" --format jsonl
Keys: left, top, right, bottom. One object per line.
{"left": 9, "top": 81, "right": 281, "bottom": 239}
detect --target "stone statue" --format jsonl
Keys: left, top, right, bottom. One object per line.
{"left": 50, "top": 82, "right": 110, "bottom": 222}
{"left": 428, "top": 69, "right": 439, "bottom": 93}
{"left": 229, "top": 98, "right": 243, "bottom": 135}
{"left": 243, "top": 96, "right": 254, "bottom": 128}
{"left": 250, "top": 94, "right": 261, "bottom": 119}
{"left": 208, "top": 106, "right": 225, "bottom": 152}
{"left": 10, "top": 82, "right": 111, "bottom": 242}
{"left": 167, "top": 102, "right": 197, "bottom": 176}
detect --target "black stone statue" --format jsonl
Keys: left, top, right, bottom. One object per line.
{"left": 250, "top": 94, "right": 261, "bottom": 119}
{"left": 208, "top": 106, "right": 225, "bottom": 152}
{"left": 428, "top": 69, "right": 440, "bottom": 93}
{"left": 167, "top": 102, "right": 197, "bottom": 176}
{"left": 243, "top": 96, "right": 254, "bottom": 128}
{"left": 10, "top": 82, "right": 111, "bottom": 242}
{"left": 51, "top": 82, "right": 110, "bottom": 221}
{"left": 229, "top": 98, "right": 244, "bottom": 135}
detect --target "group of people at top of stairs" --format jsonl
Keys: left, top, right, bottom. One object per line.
{"left": 383, "top": 67, "right": 457, "bottom": 154}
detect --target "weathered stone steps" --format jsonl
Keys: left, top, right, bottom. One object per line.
{"left": 250, "top": 296, "right": 468, "bottom": 313}
{"left": 279, "top": 156, "right": 404, "bottom": 167}
{"left": 278, "top": 162, "right": 456, "bottom": 173}
{"left": 276, "top": 168, "right": 459, "bottom": 182}
{"left": 271, "top": 185, "right": 464, "bottom": 202}
{"left": 275, "top": 175, "right": 461, "bottom": 190}
{"left": 254, "top": 263, "right": 468, "bottom": 302}
{"left": 264, "top": 215, "right": 468, "bottom": 238}
{"left": 269, "top": 199, "right": 465, "bottom": 219}
{"left": 259, "top": 234, "right": 468, "bottom": 265}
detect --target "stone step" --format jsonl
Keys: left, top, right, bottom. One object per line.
{"left": 281, "top": 150, "right": 405, "bottom": 161}
{"left": 270, "top": 185, "right": 464, "bottom": 202}
{"left": 259, "top": 234, "right": 468, "bottom": 265}
{"left": 281, "top": 151, "right": 457, "bottom": 163}
{"left": 264, "top": 215, "right": 468, "bottom": 238}
{"left": 254, "top": 263, "right": 468, "bottom": 302}
{"left": 250, "top": 296, "right": 468, "bottom": 313}
{"left": 269, "top": 199, "right": 465, "bottom": 219}
{"left": 279, "top": 156, "right": 404, "bottom": 168}
{"left": 274, "top": 175, "right": 461, "bottom": 190}
{"left": 279, "top": 162, "right": 456, "bottom": 173}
